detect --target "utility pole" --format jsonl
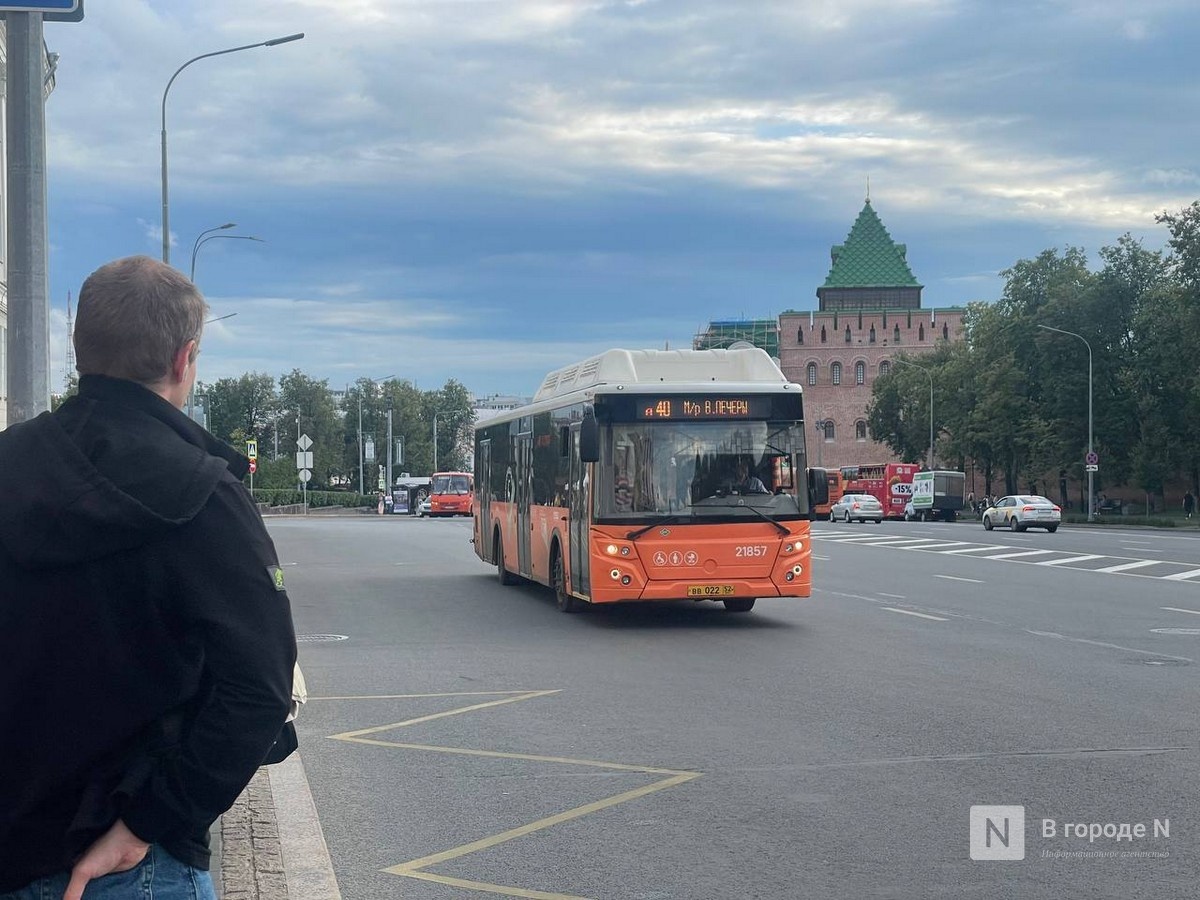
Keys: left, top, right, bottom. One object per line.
{"left": 5, "top": 11, "right": 50, "bottom": 425}
{"left": 432, "top": 413, "right": 438, "bottom": 472}
{"left": 386, "top": 397, "right": 394, "bottom": 496}
{"left": 358, "top": 392, "right": 364, "bottom": 495}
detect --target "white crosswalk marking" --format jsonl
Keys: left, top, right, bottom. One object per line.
{"left": 984, "top": 549, "right": 1056, "bottom": 560}
{"left": 1035, "top": 555, "right": 1105, "bottom": 566}
{"left": 811, "top": 530, "right": 1200, "bottom": 582}
{"left": 1163, "top": 569, "right": 1200, "bottom": 582}
{"left": 1095, "top": 560, "right": 1162, "bottom": 574}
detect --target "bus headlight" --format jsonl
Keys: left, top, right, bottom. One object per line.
{"left": 792, "top": 564, "right": 803, "bottom": 575}
{"left": 606, "top": 544, "right": 618, "bottom": 555}
{"left": 610, "top": 569, "right": 621, "bottom": 580}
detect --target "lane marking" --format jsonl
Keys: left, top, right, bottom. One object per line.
{"left": 1163, "top": 568, "right": 1200, "bottom": 582}
{"left": 325, "top": 690, "right": 700, "bottom": 898}
{"left": 881, "top": 607, "right": 948, "bottom": 621}
{"left": 1035, "top": 554, "right": 1105, "bottom": 566}
{"left": 1026, "top": 629, "right": 1192, "bottom": 662}
{"left": 1094, "top": 560, "right": 1162, "bottom": 574}
{"left": 934, "top": 574, "right": 983, "bottom": 584}
{"left": 940, "top": 545, "right": 1014, "bottom": 555}
{"left": 878, "top": 592, "right": 906, "bottom": 599}
{"left": 1162, "top": 606, "right": 1200, "bottom": 616}
{"left": 985, "top": 549, "right": 1055, "bottom": 560}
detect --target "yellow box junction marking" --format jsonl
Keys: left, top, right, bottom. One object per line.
{"left": 318, "top": 690, "right": 700, "bottom": 899}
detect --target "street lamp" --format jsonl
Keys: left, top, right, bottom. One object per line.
{"left": 813, "top": 419, "right": 829, "bottom": 467}
{"left": 190, "top": 234, "right": 266, "bottom": 281}
{"left": 891, "top": 357, "right": 934, "bottom": 470}
{"left": 160, "top": 33, "right": 304, "bottom": 264}
{"left": 1038, "top": 324, "right": 1094, "bottom": 522}
{"left": 189, "top": 223, "right": 235, "bottom": 276}
{"left": 357, "top": 375, "right": 395, "bottom": 494}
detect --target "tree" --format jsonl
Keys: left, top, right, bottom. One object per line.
{"left": 278, "top": 370, "right": 339, "bottom": 489}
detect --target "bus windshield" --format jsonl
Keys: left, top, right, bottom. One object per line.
{"left": 598, "top": 420, "right": 809, "bottom": 522}
{"left": 432, "top": 473, "right": 471, "bottom": 495}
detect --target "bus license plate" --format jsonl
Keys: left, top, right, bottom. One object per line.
{"left": 687, "top": 585, "right": 735, "bottom": 597}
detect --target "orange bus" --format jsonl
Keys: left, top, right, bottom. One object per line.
{"left": 840, "top": 462, "right": 918, "bottom": 519}
{"left": 428, "top": 471, "right": 474, "bottom": 517}
{"left": 473, "top": 348, "right": 828, "bottom": 613}
{"left": 815, "top": 470, "right": 843, "bottom": 517}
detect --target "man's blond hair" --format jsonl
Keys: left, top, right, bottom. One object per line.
{"left": 74, "top": 256, "right": 209, "bottom": 385}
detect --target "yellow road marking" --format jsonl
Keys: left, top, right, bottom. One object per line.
{"left": 324, "top": 688, "right": 701, "bottom": 899}
{"left": 397, "top": 869, "right": 591, "bottom": 900}
{"left": 329, "top": 690, "right": 560, "bottom": 739}
{"left": 387, "top": 773, "right": 698, "bottom": 874}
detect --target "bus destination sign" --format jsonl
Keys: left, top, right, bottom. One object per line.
{"left": 638, "top": 397, "right": 757, "bottom": 419}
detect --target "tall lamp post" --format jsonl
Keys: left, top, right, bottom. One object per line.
{"left": 189, "top": 222, "right": 235, "bottom": 275}
{"left": 892, "top": 357, "right": 934, "bottom": 470}
{"left": 357, "top": 375, "right": 395, "bottom": 494}
{"left": 191, "top": 232, "right": 264, "bottom": 281}
{"left": 813, "top": 419, "right": 828, "bottom": 467}
{"left": 160, "top": 33, "right": 304, "bottom": 264}
{"left": 1038, "top": 324, "right": 1094, "bottom": 522}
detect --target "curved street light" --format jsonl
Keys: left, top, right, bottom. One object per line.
{"left": 891, "top": 356, "right": 934, "bottom": 471}
{"left": 189, "top": 223, "right": 236, "bottom": 278}
{"left": 191, "top": 234, "right": 266, "bottom": 281}
{"left": 160, "top": 33, "right": 304, "bottom": 264}
{"left": 1038, "top": 324, "right": 1094, "bottom": 522}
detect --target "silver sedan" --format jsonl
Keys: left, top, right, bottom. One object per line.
{"left": 829, "top": 493, "right": 884, "bottom": 524}
{"left": 981, "top": 495, "right": 1061, "bottom": 533}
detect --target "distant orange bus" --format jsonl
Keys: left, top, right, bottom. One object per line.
{"left": 428, "top": 471, "right": 473, "bottom": 517}
{"left": 473, "top": 348, "right": 829, "bottom": 614}
{"left": 815, "top": 470, "right": 843, "bottom": 516}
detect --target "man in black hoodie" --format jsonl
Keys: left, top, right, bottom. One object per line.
{"left": 0, "top": 257, "right": 297, "bottom": 899}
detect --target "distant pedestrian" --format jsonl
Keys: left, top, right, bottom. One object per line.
{"left": 1185, "top": 490, "right": 1196, "bottom": 520}
{"left": 0, "top": 256, "right": 297, "bottom": 900}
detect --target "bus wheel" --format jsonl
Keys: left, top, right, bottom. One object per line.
{"left": 552, "top": 548, "right": 581, "bottom": 613}
{"left": 495, "top": 531, "right": 517, "bottom": 586}
{"left": 723, "top": 597, "right": 755, "bottom": 613}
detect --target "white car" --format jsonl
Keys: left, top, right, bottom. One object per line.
{"left": 981, "top": 495, "right": 1061, "bottom": 533}
{"left": 417, "top": 496, "right": 432, "bottom": 517}
{"left": 829, "top": 493, "right": 884, "bottom": 523}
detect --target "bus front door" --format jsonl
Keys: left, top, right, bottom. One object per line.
{"left": 516, "top": 432, "right": 533, "bottom": 577}
{"left": 477, "top": 439, "right": 492, "bottom": 556}
{"left": 568, "top": 423, "right": 590, "bottom": 597}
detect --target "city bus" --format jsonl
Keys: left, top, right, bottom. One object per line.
{"left": 815, "top": 469, "right": 843, "bottom": 517}
{"left": 841, "top": 462, "right": 919, "bottom": 519}
{"left": 473, "top": 348, "right": 828, "bottom": 613}
{"left": 428, "top": 471, "right": 474, "bottom": 517}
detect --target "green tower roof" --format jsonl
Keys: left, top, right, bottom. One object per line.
{"left": 822, "top": 200, "right": 921, "bottom": 288}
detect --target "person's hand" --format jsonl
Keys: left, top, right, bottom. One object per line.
{"left": 63, "top": 819, "right": 149, "bottom": 900}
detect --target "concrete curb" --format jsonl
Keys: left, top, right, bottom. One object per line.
{"left": 217, "top": 752, "right": 340, "bottom": 900}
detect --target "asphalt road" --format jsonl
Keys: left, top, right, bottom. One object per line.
{"left": 272, "top": 514, "right": 1200, "bottom": 899}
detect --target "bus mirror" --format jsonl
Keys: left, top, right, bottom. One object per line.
{"left": 808, "top": 467, "right": 829, "bottom": 507}
{"left": 580, "top": 409, "right": 599, "bottom": 463}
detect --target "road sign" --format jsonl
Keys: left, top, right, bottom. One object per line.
{"left": 1085, "top": 463, "right": 1099, "bottom": 472}
{"left": 295, "top": 451, "right": 313, "bottom": 470}
{"left": 249, "top": 460, "right": 257, "bottom": 474}
{"left": 298, "top": 433, "right": 313, "bottom": 450}
{"left": 1086, "top": 451, "right": 1098, "bottom": 465}
{"left": 246, "top": 440, "right": 258, "bottom": 461}
{"left": 0, "top": 0, "right": 84, "bottom": 20}
{"left": 298, "top": 469, "right": 312, "bottom": 483}
{"left": 0, "top": 1, "right": 78, "bottom": 9}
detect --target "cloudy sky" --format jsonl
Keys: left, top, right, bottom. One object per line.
{"left": 37, "top": 0, "right": 1200, "bottom": 397}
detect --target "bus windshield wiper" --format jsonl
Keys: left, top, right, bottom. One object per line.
{"left": 627, "top": 514, "right": 691, "bottom": 541}
{"left": 742, "top": 503, "right": 790, "bottom": 535}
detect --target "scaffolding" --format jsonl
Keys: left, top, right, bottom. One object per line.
{"left": 692, "top": 319, "right": 780, "bottom": 358}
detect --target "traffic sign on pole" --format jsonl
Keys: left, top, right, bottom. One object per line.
{"left": 1086, "top": 451, "right": 1098, "bottom": 465}
{"left": 249, "top": 459, "right": 257, "bottom": 474}
{"left": 1085, "top": 464, "right": 1098, "bottom": 472}
{"left": 247, "top": 440, "right": 258, "bottom": 461}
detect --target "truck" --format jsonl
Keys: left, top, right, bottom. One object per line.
{"left": 907, "top": 470, "right": 966, "bottom": 522}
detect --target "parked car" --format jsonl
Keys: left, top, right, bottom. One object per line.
{"left": 981, "top": 495, "right": 1061, "bottom": 533}
{"left": 829, "top": 493, "right": 884, "bottom": 523}
{"left": 417, "top": 496, "right": 432, "bottom": 517}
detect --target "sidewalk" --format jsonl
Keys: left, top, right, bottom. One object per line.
{"left": 214, "top": 753, "right": 341, "bottom": 900}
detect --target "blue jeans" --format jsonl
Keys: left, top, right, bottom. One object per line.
{"left": 0, "top": 846, "right": 215, "bottom": 900}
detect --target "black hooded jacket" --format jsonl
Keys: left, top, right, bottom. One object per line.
{"left": 0, "top": 375, "right": 296, "bottom": 891}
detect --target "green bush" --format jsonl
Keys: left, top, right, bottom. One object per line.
{"left": 251, "top": 489, "right": 376, "bottom": 509}
{"left": 1062, "top": 513, "right": 1177, "bottom": 528}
